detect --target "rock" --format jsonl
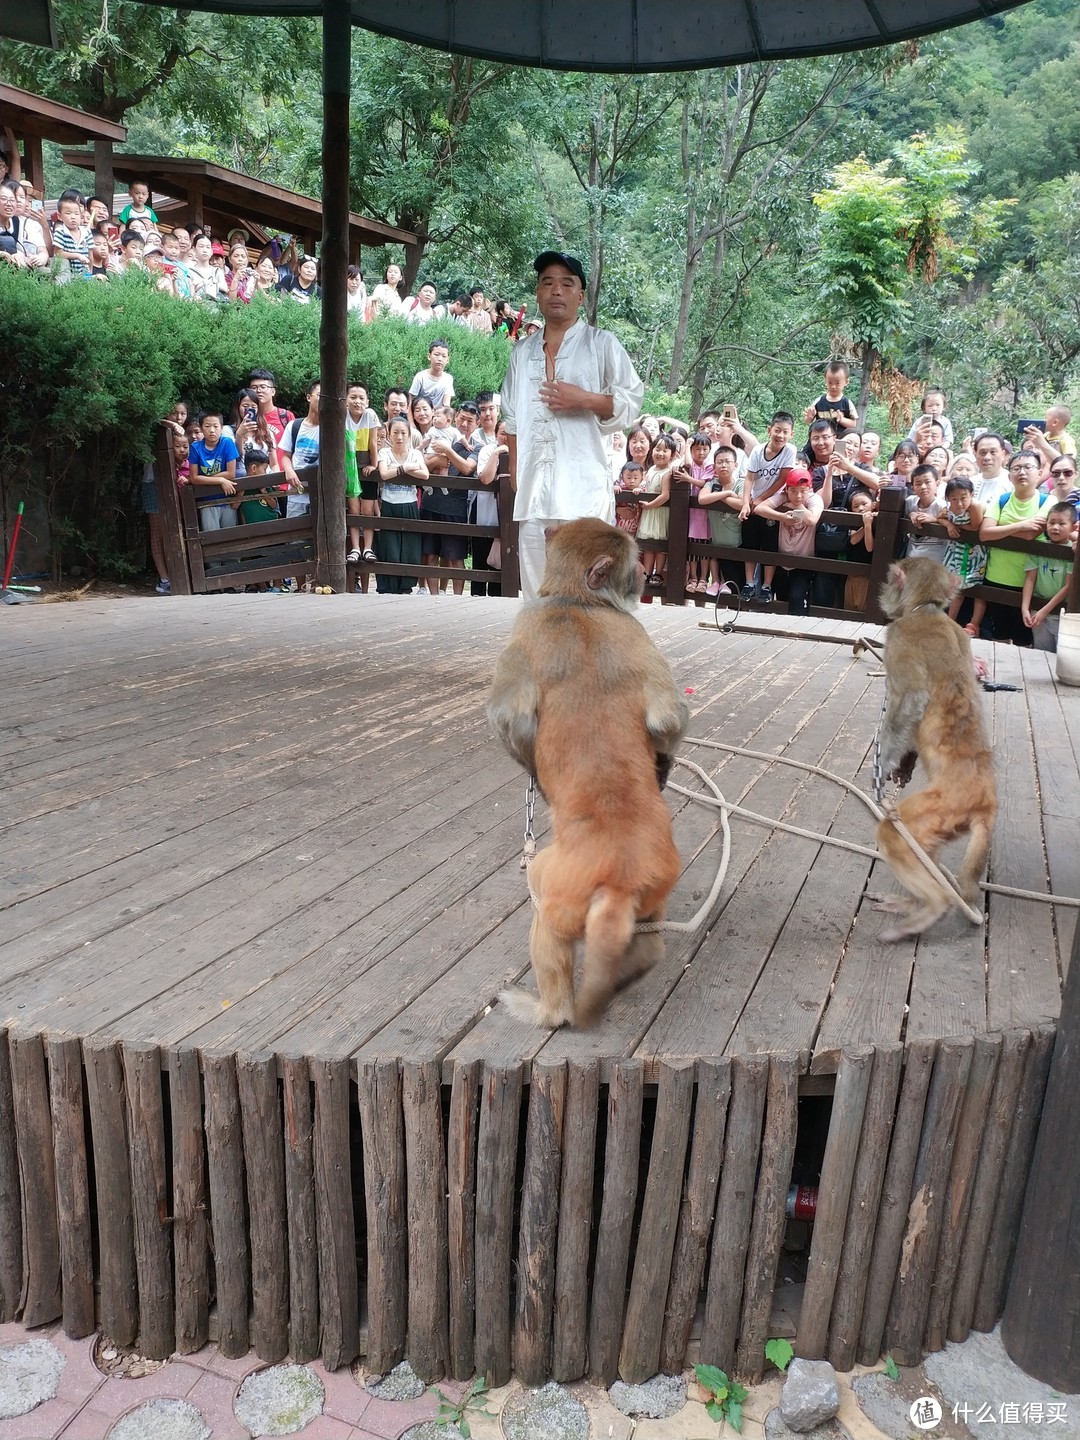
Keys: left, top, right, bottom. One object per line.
{"left": 608, "top": 1374, "right": 687, "bottom": 1418}
{"left": 0, "top": 1339, "right": 66, "bottom": 1420}
{"left": 779, "top": 1359, "right": 841, "bottom": 1433}
{"left": 501, "top": 1381, "right": 590, "bottom": 1440}
{"left": 234, "top": 1363, "right": 325, "bottom": 1437}
{"left": 364, "top": 1360, "right": 426, "bottom": 1401}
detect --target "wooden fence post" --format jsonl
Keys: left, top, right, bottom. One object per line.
{"left": 497, "top": 460, "right": 520, "bottom": 598}
{"left": 664, "top": 478, "right": 691, "bottom": 605}
{"left": 153, "top": 424, "right": 193, "bottom": 595}
{"left": 865, "top": 487, "right": 905, "bottom": 623}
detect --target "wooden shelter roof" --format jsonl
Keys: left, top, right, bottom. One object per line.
{"left": 0, "top": 83, "right": 126, "bottom": 145}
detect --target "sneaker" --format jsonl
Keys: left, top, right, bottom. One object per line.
{"left": 155, "top": 578, "right": 171, "bottom": 595}
{"left": 758, "top": 585, "right": 773, "bottom": 605}
{"left": 740, "top": 583, "right": 757, "bottom": 602}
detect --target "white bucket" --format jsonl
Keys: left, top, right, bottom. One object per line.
{"left": 1057, "top": 612, "right": 1080, "bottom": 686}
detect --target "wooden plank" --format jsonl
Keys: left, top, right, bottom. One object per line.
{"left": 83, "top": 1036, "right": 138, "bottom": 1345}
{"left": 827, "top": 1043, "right": 904, "bottom": 1372}
{"left": 169, "top": 1046, "right": 209, "bottom": 1354}
{"left": 619, "top": 1061, "right": 694, "bottom": 1383}
{"left": 857, "top": 1040, "right": 935, "bottom": 1366}
{"left": 402, "top": 1059, "right": 450, "bottom": 1383}
{"left": 883, "top": 1037, "right": 973, "bottom": 1367}
{"left": 10, "top": 1033, "right": 62, "bottom": 1328}
{"left": 447, "top": 1059, "right": 481, "bottom": 1380}
{"left": 237, "top": 1052, "right": 289, "bottom": 1363}
{"left": 474, "top": 1062, "right": 523, "bottom": 1388}
{"left": 122, "top": 1041, "right": 174, "bottom": 1357}
{"left": 924, "top": 1034, "right": 1000, "bottom": 1352}
{"left": 513, "top": 1058, "right": 567, "bottom": 1386}
{"left": 282, "top": 1056, "right": 319, "bottom": 1363}
{"left": 736, "top": 1055, "right": 800, "bottom": 1381}
{"left": 312, "top": 1056, "right": 360, "bottom": 1370}
{"left": 588, "top": 1060, "right": 645, "bottom": 1386}
{"left": 357, "top": 1058, "right": 406, "bottom": 1375}
{"left": 947, "top": 1029, "right": 1030, "bottom": 1343}
{"left": 797, "top": 1047, "right": 874, "bottom": 1360}
{"left": 552, "top": 1058, "right": 599, "bottom": 1383}
{"left": 659, "top": 1058, "right": 732, "bottom": 1374}
{"left": 0, "top": 1032, "right": 23, "bottom": 1322}
{"left": 699, "top": 1053, "right": 769, "bottom": 1373}
{"left": 202, "top": 1050, "right": 250, "bottom": 1358}
{"left": 45, "top": 1037, "right": 94, "bottom": 1338}
{"left": 973, "top": 1024, "right": 1056, "bottom": 1332}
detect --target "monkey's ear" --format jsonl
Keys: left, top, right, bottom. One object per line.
{"left": 544, "top": 525, "right": 560, "bottom": 543}
{"left": 892, "top": 564, "right": 907, "bottom": 588}
{"left": 586, "top": 555, "right": 615, "bottom": 592}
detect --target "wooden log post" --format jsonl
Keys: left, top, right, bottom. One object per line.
{"left": 866, "top": 487, "right": 905, "bottom": 624}
{"left": 496, "top": 460, "right": 520, "bottom": 598}
{"left": 46, "top": 1038, "right": 94, "bottom": 1339}
{"left": 797, "top": 1047, "right": 874, "bottom": 1361}
{"left": 827, "top": 1044, "right": 904, "bottom": 1372}
{"left": 312, "top": 1057, "right": 360, "bottom": 1370}
{"left": 169, "top": 1047, "right": 209, "bottom": 1354}
{"left": 664, "top": 478, "right": 691, "bottom": 605}
{"left": 552, "top": 1059, "right": 599, "bottom": 1383}
{"left": 447, "top": 1060, "right": 481, "bottom": 1380}
{"left": 620, "top": 1061, "right": 694, "bottom": 1383}
{"left": 514, "top": 1059, "right": 567, "bottom": 1385}
{"left": 736, "top": 1056, "right": 800, "bottom": 1381}
{"left": 123, "top": 1042, "right": 175, "bottom": 1358}
{"left": 588, "top": 1059, "right": 645, "bottom": 1386}
{"left": 153, "top": 419, "right": 192, "bottom": 594}
{"left": 884, "top": 1038, "right": 973, "bottom": 1367}
{"left": 11, "top": 1032, "right": 62, "bottom": 1329}
{"left": 358, "top": 1058, "right": 407, "bottom": 1375}
{"left": 857, "top": 1039, "right": 935, "bottom": 1366}
{"left": 203, "top": 1051, "right": 250, "bottom": 1358}
{"left": 659, "top": 1058, "right": 732, "bottom": 1375}
{"left": 83, "top": 1037, "right": 138, "bottom": 1346}
{"left": 0, "top": 1032, "right": 24, "bottom": 1322}
{"left": 403, "top": 1060, "right": 450, "bottom": 1382}
{"left": 283, "top": 1056, "right": 320, "bottom": 1363}
{"left": 474, "top": 1063, "right": 523, "bottom": 1387}
{"left": 237, "top": 1053, "right": 289, "bottom": 1363}
{"left": 699, "top": 1053, "right": 769, "bottom": 1374}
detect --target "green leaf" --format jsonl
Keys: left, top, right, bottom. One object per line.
{"left": 460, "top": 1419, "right": 471, "bottom": 1438}
{"left": 705, "top": 1399, "right": 725, "bottom": 1422}
{"left": 695, "top": 1363, "right": 730, "bottom": 1394}
{"left": 727, "top": 1400, "right": 744, "bottom": 1432}
{"left": 729, "top": 1381, "right": 749, "bottom": 1404}
{"left": 765, "top": 1338, "right": 794, "bottom": 1373}
{"left": 884, "top": 1354, "right": 901, "bottom": 1381}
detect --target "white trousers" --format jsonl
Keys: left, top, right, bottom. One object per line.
{"left": 518, "top": 518, "right": 560, "bottom": 601}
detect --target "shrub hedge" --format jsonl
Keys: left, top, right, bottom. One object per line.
{"left": 0, "top": 268, "right": 511, "bottom": 578}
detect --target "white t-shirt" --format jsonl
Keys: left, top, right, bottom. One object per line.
{"left": 747, "top": 442, "right": 797, "bottom": 502}
{"left": 281, "top": 418, "right": 320, "bottom": 489}
{"left": 379, "top": 446, "right": 424, "bottom": 505}
{"left": 973, "top": 471, "right": 1012, "bottom": 509}
{"left": 409, "top": 368, "right": 455, "bottom": 411}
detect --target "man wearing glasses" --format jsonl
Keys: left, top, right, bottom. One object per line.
{"left": 980, "top": 449, "right": 1051, "bottom": 646}
{"left": 501, "top": 251, "right": 643, "bottom": 600}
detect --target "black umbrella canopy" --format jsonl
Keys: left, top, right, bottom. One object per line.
{"left": 134, "top": 0, "right": 1027, "bottom": 70}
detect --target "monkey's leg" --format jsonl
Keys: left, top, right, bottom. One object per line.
{"left": 617, "top": 920, "right": 665, "bottom": 989}
{"left": 954, "top": 814, "right": 993, "bottom": 911}
{"left": 499, "top": 850, "right": 577, "bottom": 1029}
{"left": 875, "top": 811, "right": 953, "bottom": 942}
{"left": 575, "top": 888, "right": 637, "bottom": 1029}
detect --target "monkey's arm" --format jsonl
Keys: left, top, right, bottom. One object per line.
{"left": 641, "top": 650, "right": 691, "bottom": 757}
{"left": 487, "top": 643, "right": 539, "bottom": 776}
{"left": 878, "top": 688, "right": 928, "bottom": 782}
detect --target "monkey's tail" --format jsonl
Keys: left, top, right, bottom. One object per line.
{"left": 575, "top": 887, "right": 637, "bottom": 1029}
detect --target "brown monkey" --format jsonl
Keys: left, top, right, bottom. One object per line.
{"left": 487, "top": 518, "right": 689, "bottom": 1027}
{"left": 873, "top": 556, "right": 996, "bottom": 941}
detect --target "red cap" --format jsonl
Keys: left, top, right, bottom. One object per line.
{"left": 785, "top": 467, "right": 813, "bottom": 486}
{"left": 211, "top": 241, "right": 226, "bottom": 256}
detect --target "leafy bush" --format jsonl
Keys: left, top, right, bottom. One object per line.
{"left": 0, "top": 268, "right": 511, "bottom": 577}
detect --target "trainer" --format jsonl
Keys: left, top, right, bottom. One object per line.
{"left": 501, "top": 251, "right": 644, "bottom": 600}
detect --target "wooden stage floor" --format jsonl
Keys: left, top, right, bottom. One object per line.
{"left": 3, "top": 593, "right": 1075, "bottom": 1078}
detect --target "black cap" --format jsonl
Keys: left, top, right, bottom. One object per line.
{"left": 533, "top": 250, "right": 587, "bottom": 287}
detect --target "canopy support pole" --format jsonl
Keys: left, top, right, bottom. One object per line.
{"left": 317, "top": 0, "right": 350, "bottom": 593}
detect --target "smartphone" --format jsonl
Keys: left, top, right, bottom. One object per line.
{"left": 1018, "top": 418, "right": 1046, "bottom": 436}
{"left": 244, "top": 407, "right": 257, "bottom": 423}
{"left": 722, "top": 404, "right": 737, "bottom": 420}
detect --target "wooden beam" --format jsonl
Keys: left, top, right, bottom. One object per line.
{"left": 318, "top": 0, "right": 349, "bottom": 594}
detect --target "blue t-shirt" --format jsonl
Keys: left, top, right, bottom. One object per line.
{"left": 189, "top": 434, "right": 240, "bottom": 502}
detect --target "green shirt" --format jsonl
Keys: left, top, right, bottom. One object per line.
{"left": 985, "top": 492, "right": 1048, "bottom": 588}
{"left": 1024, "top": 537, "right": 1073, "bottom": 603}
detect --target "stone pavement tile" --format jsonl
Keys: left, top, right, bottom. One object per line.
{"left": 356, "top": 1392, "right": 440, "bottom": 1439}
{"left": 56, "top": 1403, "right": 117, "bottom": 1438}
{"left": 308, "top": 1361, "right": 371, "bottom": 1424}
{"left": 744, "top": 1377, "right": 783, "bottom": 1422}
{"left": 207, "top": 1351, "right": 262, "bottom": 1382}
{"left": 297, "top": 1419, "right": 353, "bottom": 1439}
{"left": 89, "top": 1363, "right": 206, "bottom": 1418}
{"left": 633, "top": 1398, "right": 724, "bottom": 1439}
{"left": 53, "top": 1335, "right": 106, "bottom": 1407}
{"left": 184, "top": 1371, "right": 248, "bottom": 1440}
{"left": 0, "top": 1397, "right": 79, "bottom": 1439}
{"left": 173, "top": 1345, "right": 219, "bottom": 1373}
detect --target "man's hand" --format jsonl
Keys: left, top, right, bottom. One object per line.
{"left": 220, "top": 478, "right": 237, "bottom": 495}
{"left": 538, "top": 379, "right": 596, "bottom": 414}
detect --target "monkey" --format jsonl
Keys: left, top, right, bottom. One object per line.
{"left": 872, "top": 556, "right": 996, "bottom": 941}
{"left": 486, "top": 518, "right": 690, "bottom": 1028}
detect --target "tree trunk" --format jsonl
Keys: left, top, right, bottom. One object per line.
{"left": 857, "top": 344, "right": 876, "bottom": 428}
{"left": 400, "top": 232, "right": 428, "bottom": 298}
{"left": 667, "top": 239, "right": 701, "bottom": 394}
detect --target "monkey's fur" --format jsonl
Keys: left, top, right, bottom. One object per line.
{"left": 874, "top": 557, "right": 996, "bottom": 941}
{"left": 487, "top": 519, "right": 690, "bottom": 1027}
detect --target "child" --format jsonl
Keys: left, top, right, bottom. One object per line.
{"left": 51, "top": 188, "right": 93, "bottom": 276}
{"left": 172, "top": 431, "right": 191, "bottom": 486}
{"left": 376, "top": 413, "right": 428, "bottom": 594}
{"left": 905, "top": 464, "right": 948, "bottom": 562}
{"left": 188, "top": 410, "right": 239, "bottom": 532}
{"left": 907, "top": 387, "right": 955, "bottom": 449}
{"left": 1045, "top": 404, "right": 1075, "bottom": 458}
{"left": 697, "top": 444, "right": 743, "bottom": 596}
{"left": 234, "top": 447, "right": 280, "bottom": 525}
{"left": 980, "top": 449, "right": 1050, "bottom": 646}
{"left": 804, "top": 360, "right": 857, "bottom": 434}
{"left": 1022, "top": 502, "right": 1077, "bottom": 651}
{"left": 636, "top": 432, "right": 680, "bottom": 586}
{"left": 685, "top": 432, "right": 715, "bottom": 592}
{"left": 886, "top": 440, "right": 919, "bottom": 490}
{"left": 409, "top": 339, "right": 455, "bottom": 416}
{"left": 843, "top": 489, "right": 875, "bottom": 612}
{"left": 739, "top": 411, "right": 797, "bottom": 604}
{"left": 118, "top": 181, "right": 158, "bottom": 227}
{"left": 941, "top": 476, "right": 988, "bottom": 637}
{"left": 280, "top": 382, "right": 321, "bottom": 518}
{"left": 345, "top": 382, "right": 381, "bottom": 566}
{"left": 753, "top": 467, "right": 823, "bottom": 614}
{"left": 614, "top": 460, "right": 643, "bottom": 537}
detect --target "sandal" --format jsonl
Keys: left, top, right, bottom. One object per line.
{"left": 346, "top": 548, "right": 361, "bottom": 563}
{"left": 361, "top": 548, "right": 378, "bottom": 563}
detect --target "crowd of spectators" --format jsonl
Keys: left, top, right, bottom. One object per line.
{"left": 0, "top": 177, "right": 539, "bottom": 332}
